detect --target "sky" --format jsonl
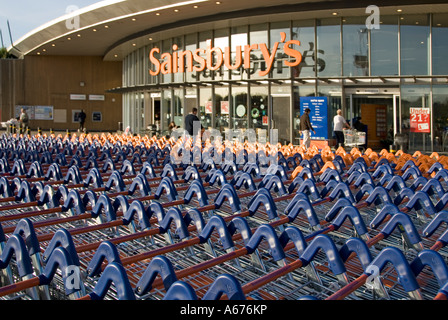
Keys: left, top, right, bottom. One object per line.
{"left": 0, "top": 0, "right": 102, "bottom": 48}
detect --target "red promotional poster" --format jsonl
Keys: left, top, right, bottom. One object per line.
{"left": 410, "top": 107, "right": 430, "bottom": 133}
{"left": 262, "top": 116, "right": 269, "bottom": 126}
{"left": 221, "top": 101, "right": 229, "bottom": 114}
{"left": 205, "top": 101, "right": 213, "bottom": 114}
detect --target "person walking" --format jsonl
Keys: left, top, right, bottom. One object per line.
{"left": 184, "top": 108, "right": 202, "bottom": 136}
{"left": 333, "top": 109, "right": 350, "bottom": 148}
{"left": 19, "top": 108, "right": 29, "bottom": 134}
{"left": 78, "top": 109, "right": 87, "bottom": 132}
{"left": 299, "top": 108, "right": 315, "bottom": 150}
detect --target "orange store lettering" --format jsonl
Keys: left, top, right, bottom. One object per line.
{"left": 149, "top": 32, "right": 302, "bottom": 77}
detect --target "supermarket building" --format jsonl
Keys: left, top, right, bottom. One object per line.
{"left": 2, "top": 0, "right": 448, "bottom": 153}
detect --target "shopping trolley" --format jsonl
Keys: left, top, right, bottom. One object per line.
{"left": 0, "top": 132, "right": 448, "bottom": 301}
{"left": 343, "top": 129, "right": 366, "bottom": 149}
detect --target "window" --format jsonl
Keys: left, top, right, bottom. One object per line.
{"left": 343, "top": 17, "right": 369, "bottom": 77}
{"left": 161, "top": 90, "right": 172, "bottom": 132}
{"left": 197, "top": 31, "right": 213, "bottom": 82}
{"left": 249, "top": 24, "right": 268, "bottom": 80}
{"left": 185, "top": 33, "right": 197, "bottom": 83}
{"left": 270, "top": 21, "right": 291, "bottom": 79}
{"left": 370, "top": 16, "right": 399, "bottom": 76}
{"left": 162, "top": 39, "right": 173, "bottom": 83}
{"left": 215, "top": 86, "right": 230, "bottom": 132}
{"left": 317, "top": 18, "right": 341, "bottom": 77}
{"left": 173, "top": 89, "right": 184, "bottom": 129}
{"left": 173, "top": 36, "right": 184, "bottom": 83}
{"left": 400, "top": 14, "right": 430, "bottom": 76}
{"left": 292, "top": 20, "right": 316, "bottom": 78}
{"left": 249, "top": 85, "right": 268, "bottom": 132}
{"left": 214, "top": 28, "right": 230, "bottom": 81}
{"left": 199, "top": 87, "right": 213, "bottom": 129}
{"left": 231, "top": 26, "right": 248, "bottom": 81}
{"left": 232, "top": 85, "right": 248, "bottom": 129}
{"left": 432, "top": 14, "right": 448, "bottom": 75}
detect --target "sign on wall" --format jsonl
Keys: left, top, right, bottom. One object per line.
{"left": 89, "top": 95, "right": 105, "bottom": 101}
{"left": 34, "top": 106, "right": 54, "bottom": 120}
{"left": 15, "top": 106, "right": 54, "bottom": 120}
{"left": 70, "top": 94, "right": 87, "bottom": 101}
{"left": 149, "top": 32, "right": 302, "bottom": 77}
{"left": 92, "top": 112, "right": 102, "bottom": 122}
{"left": 300, "top": 97, "right": 329, "bottom": 140}
{"left": 410, "top": 107, "right": 430, "bottom": 133}
{"left": 72, "top": 110, "right": 82, "bottom": 123}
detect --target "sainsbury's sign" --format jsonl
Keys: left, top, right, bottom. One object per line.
{"left": 149, "top": 32, "right": 302, "bottom": 77}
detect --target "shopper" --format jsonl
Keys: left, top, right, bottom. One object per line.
{"left": 19, "top": 108, "right": 29, "bottom": 134}
{"left": 168, "top": 121, "right": 180, "bottom": 137}
{"left": 299, "top": 108, "right": 315, "bottom": 150}
{"left": 333, "top": 109, "right": 350, "bottom": 147}
{"left": 79, "top": 109, "right": 87, "bottom": 132}
{"left": 184, "top": 108, "right": 202, "bottom": 136}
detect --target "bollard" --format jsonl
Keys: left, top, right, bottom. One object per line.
{"left": 389, "top": 144, "right": 396, "bottom": 153}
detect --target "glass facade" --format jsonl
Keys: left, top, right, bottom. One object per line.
{"left": 122, "top": 12, "right": 448, "bottom": 152}
{"left": 370, "top": 16, "right": 398, "bottom": 76}
{"left": 343, "top": 17, "right": 369, "bottom": 77}
{"left": 400, "top": 14, "right": 430, "bottom": 76}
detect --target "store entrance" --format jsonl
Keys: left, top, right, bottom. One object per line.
{"left": 346, "top": 89, "right": 398, "bottom": 150}
{"left": 146, "top": 93, "right": 161, "bottom": 136}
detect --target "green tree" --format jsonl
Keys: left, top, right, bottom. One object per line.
{"left": 0, "top": 47, "right": 14, "bottom": 59}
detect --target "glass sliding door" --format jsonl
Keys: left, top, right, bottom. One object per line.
{"left": 271, "top": 85, "right": 291, "bottom": 144}
{"left": 433, "top": 85, "right": 448, "bottom": 152}
{"left": 317, "top": 85, "right": 342, "bottom": 144}
{"left": 400, "top": 85, "right": 431, "bottom": 153}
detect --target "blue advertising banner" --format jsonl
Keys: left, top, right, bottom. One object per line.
{"left": 300, "top": 97, "right": 328, "bottom": 140}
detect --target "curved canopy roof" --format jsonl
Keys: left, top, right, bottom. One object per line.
{"left": 8, "top": 0, "right": 448, "bottom": 61}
